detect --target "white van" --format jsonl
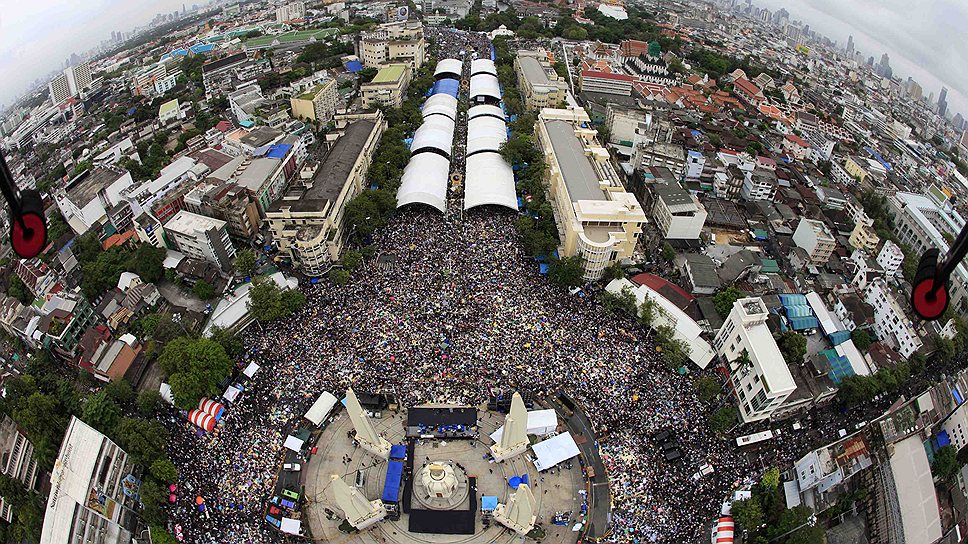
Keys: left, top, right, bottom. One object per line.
{"left": 283, "top": 463, "right": 301, "bottom": 472}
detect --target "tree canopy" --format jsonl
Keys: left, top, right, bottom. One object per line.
{"left": 713, "top": 286, "right": 746, "bottom": 318}
{"left": 247, "top": 277, "right": 306, "bottom": 322}
{"left": 158, "top": 337, "right": 233, "bottom": 410}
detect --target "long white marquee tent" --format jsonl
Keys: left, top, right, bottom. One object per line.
{"left": 470, "top": 74, "right": 501, "bottom": 102}
{"left": 532, "top": 432, "right": 580, "bottom": 471}
{"left": 464, "top": 154, "right": 517, "bottom": 210}
{"left": 471, "top": 58, "right": 497, "bottom": 77}
{"left": 422, "top": 94, "right": 459, "bottom": 121}
{"left": 397, "top": 152, "right": 450, "bottom": 212}
{"left": 304, "top": 391, "right": 338, "bottom": 426}
{"left": 410, "top": 116, "right": 455, "bottom": 157}
{"left": 466, "top": 116, "right": 507, "bottom": 155}
{"left": 468, "top": 104, "right": 505, "bottom": 121}
{"left": 435, "top": 58, "right": 463, "bottom": 79}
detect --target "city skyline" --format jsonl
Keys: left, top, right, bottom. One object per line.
{"left": 752, "top": 0, "right": 968, "bottom": 121}
{"left": 0, "top": 0, "right": 193, "bottom": 107}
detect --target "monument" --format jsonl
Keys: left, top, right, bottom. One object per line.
{"left": 493, "top": 483, "right": 537, "bottom": 536}
{"left": 412, "top": 461, "right": 469, "bottom": 510}
{"left": 489, "top": 391, "right": 529, "bottom": 462}
{"left": 330, "top": 475, "right": 387, "bottom": 530}
{"left": 345, "top": 388, "right": 391, "bottom": 460}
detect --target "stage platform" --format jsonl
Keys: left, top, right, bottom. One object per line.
{"left": 406, "top": 406, "right": 477, "bottom": 438}
{"left": 408, "top": 478, "right": 477, "bottom": 534}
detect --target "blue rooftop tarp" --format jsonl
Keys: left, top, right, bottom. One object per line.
{"left": 788, "top": 315, "right": 819, "bottom": 331}
{"left": 345, "top": 60, "right": 363, "bottom": 73}
{"left": 937, "top": 430, "right": 951, "bottom": 448}
{"left": 389, "top": 444, "right": 406, "bottom": 460}
{"left": 539, "top": 263, "right": 550, "bottom": 274}
{"left": 266, "top": 143, "right": 292, "bottom": 160}
{"left": 482, "top": 496, "right": 498, "bottom": 511}
{"left": 954, "top": 388, "right": 964, "bottom": 405}
{"left": 865, "top": 147, "right": 893, "bottom": 172}
{"left": 382, "top": 461, "right": 403, "bottom": 502}
{"left": 821, "top": 349, "right": 855, "bottom": 384}
{"left": 190, "top": 43, "right": 215, "bottom": 54}
{"left": 828, "top": 330, "right": 851, "bottom": 346}
{"left": 253, "top": 144, "right": 272, "bottom": 157}
{"left": 239, "top": 119, "right": 255, "bottom": 128}
{"left": 431, "top": 78, "right": 459, "bottom": 98}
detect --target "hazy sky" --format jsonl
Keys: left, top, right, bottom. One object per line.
{"left": 753, "top": 0, "right": 968, "bottom": 119}
{"left": 0, "top": 0, "right": 190, "bottom": 107}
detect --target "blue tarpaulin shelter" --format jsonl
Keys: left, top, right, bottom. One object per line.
{"left": 239, "top": 119, "right": 255, "bottom": 128}
{"left": 482, "top": 496, "right": 498, "bottom": 511}
{"left": 821, "top": 349, "right": 855, "bottom": 384}
{"left": 937, "top": 430, "right": 951, "bottom": 448}
{"left": 539, "top": 264, "right": 550, "bottom": 274}
{"left": 779, "top": 294, "right": 819, "bottom": 330}
{"left": 389, "top": 445, "right": 406, "bottom": 460}
{"left": 344, "top": 60, "right": 363, "bottom": 72}
{"left": 266, "top": 143, "right": 292, "bottom": 160}
{"left": 828, "top": 330, "right": 851, "bottom": 346}
{"left": 431, "top": 78, "right": 460, "bottom": 98}
{"left": 382, "top": 461, "right": 403, "bottom": 502}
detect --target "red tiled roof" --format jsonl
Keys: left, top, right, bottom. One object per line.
{"left": 733, "top": 78, "right": 762, "bottom": 97}
{"left": 785, "top": 134, "right": 810, "bottom": 147}
{"left": 630, "top": 273, "right": 695, "bottom": 311}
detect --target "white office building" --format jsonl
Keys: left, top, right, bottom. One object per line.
{"left": 714, "top": 297, "right": 797, "bottom": 423}
{"left": 164, "top": 210, "right": 237, "bottom": 272}
{"left": 275, "top": 1, "right": 306, "bottom": 22}
{"left": 651, "top": 185, "right": 707, "bottom": 240}
{"left": 792, "top": 218, "right": 837, "bottom": 264}
{"left": 863, "top": 277, "right": 923, "bottom": 358}
{"left": 877, "top": 239, "right": 904, "bottom": 278}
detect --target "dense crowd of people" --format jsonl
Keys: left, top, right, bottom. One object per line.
{"left": 163, "top": 208, "right": 802, "bottom": 543}
{"left": 161, "top": 28, "right": 831, "bottom": 544}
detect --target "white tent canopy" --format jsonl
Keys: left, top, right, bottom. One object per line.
{"left": 489, "top": 409, "right": 559, "bottom": 442}
{"left": 470, "top": 74, "right": 501, "bottom": 101}
{"left": 464, "top": 153, "right": 517, "bottom": 211}
{"left": 283, "top": 435, "right": 305, "bottom": 452}
{"left": 397, "top": 153, "right": 450, "bottom": 212}
{"left": 280, "top": 517, "right": 302, "bottom": 535}
{"left": 223, "top": 385, "right": 242, "bottom": 403}
{"left": 422, "top": 95, "right": 459, "bottom": 121}
{"left": 434, "top": 58, "right": 463, "bottom": 78}
{"left": 466, "top": 116, "right": 508, "bottom": 155}
{"left": 531, "top": 432, "right": 580, "bottom": 471}
{"left": 243, "top": 362, "right": 260, "bottom": 378}
{"left": 305, "top": 391, "right": 339, "bottom": 426}
{"left": 471, "top": 58, "right": 497, "bottom": 76}
{"left": 159, "top": 383, "right": 175, "bottom": 405}
{"left": 469, "top": 104, "right": 505, "bottom": 121}
{"left": 410, "top": 116, "right": 455, "bottom": 157}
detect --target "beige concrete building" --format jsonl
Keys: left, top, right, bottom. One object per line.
{"left": 266, "top": 112, "right": 385, "bottom": 276}
{"left": 290, "top": 78, "right": 340, "bottom": 123}
{"left": 848, "top": 216, "right": 880, "bottom": 252}
{"left": 361, "top": 64, "right": 411, "bottom": 109}
{"left": 359, "top": 21, "right": 426, "bottom": 70}
{"left": 0, "top": 415, "right": 40, "bottom": 523}
{"left": 514, "top": 50, "right": 569, "bottom": 111}
{"left": 535, "top": 108, "right": 646, "bottom": 281}
{"left": 793, "top": 218, "right": 836, "bottom": 264}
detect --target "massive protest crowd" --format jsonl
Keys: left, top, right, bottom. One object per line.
{"left": 160, "top": 28, "right": 831, "bottom": 544}
{"left": 164, "top": 208, "right": 818, "bottom": 544}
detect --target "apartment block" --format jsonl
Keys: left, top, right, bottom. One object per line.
{"left": 793, "top": 218, "right": 836, "bottom": 264}
{"left": 164, "top": 210, "right": 237, "bottom": 272}
{"left": 714, "top": 297, "right": 797, "bottom": 423}
{"left": 515, "top": 50, "right": 569, "bottom": 111}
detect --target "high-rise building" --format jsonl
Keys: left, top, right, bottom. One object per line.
{"left": 49, "top": 62, "right": 93, "bottom": 104}
{"left": 48, "top": 73, "right": 71, "bottom": 104}
{"left": 163, "top": 210, "right": 237, "bottom": 272}
{"left": 939, "top": 86, "right": 949, "bottom": 117}
{"left": 907, "top": 77, "right": 923, "bottom": 102}
{"left": 275, "top": 1, "right": 306, "bottom": 23}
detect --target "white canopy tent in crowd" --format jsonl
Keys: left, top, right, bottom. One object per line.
{"left": 421, "top": 94, "right": 459, "bottom": 121}
{"left": 531, "top": 432, "right": 581, "bottom": 471}
{"left": 434, "top": 58, "right": 463, "bottom": 79}
{"left": 466, "top": 116, "right": 507, "bottom": 155}
{"left": 280, "top": 517, "right": 302, "bottom": 535}
{"left": 471, "top": 58, "right": 497, "bottom": 77}
{"left": 304, "top": 391, "right": 339, "bottom": 426}
{"left": 468, "top": 104, "right": 506, "bottom": 121}
{"left": 243, "top": 362, "right": 260, "bottom": 378}
{"left": 489, "top": 409, "right": 559, "bottom": 442}
{"left": 464, "top": 154, "right": 517, "bottom": 210}
{"left": 397, "top": 153, "right": 450, "bottom": 212}
{"left": 410, "top": 116, "right": 456, "bottom": 158}
{"left": 283, "top": 435, "right": 305, "bottom": 452}
{"left": 470, "top": 74, "right": 501, "bottom": 102}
